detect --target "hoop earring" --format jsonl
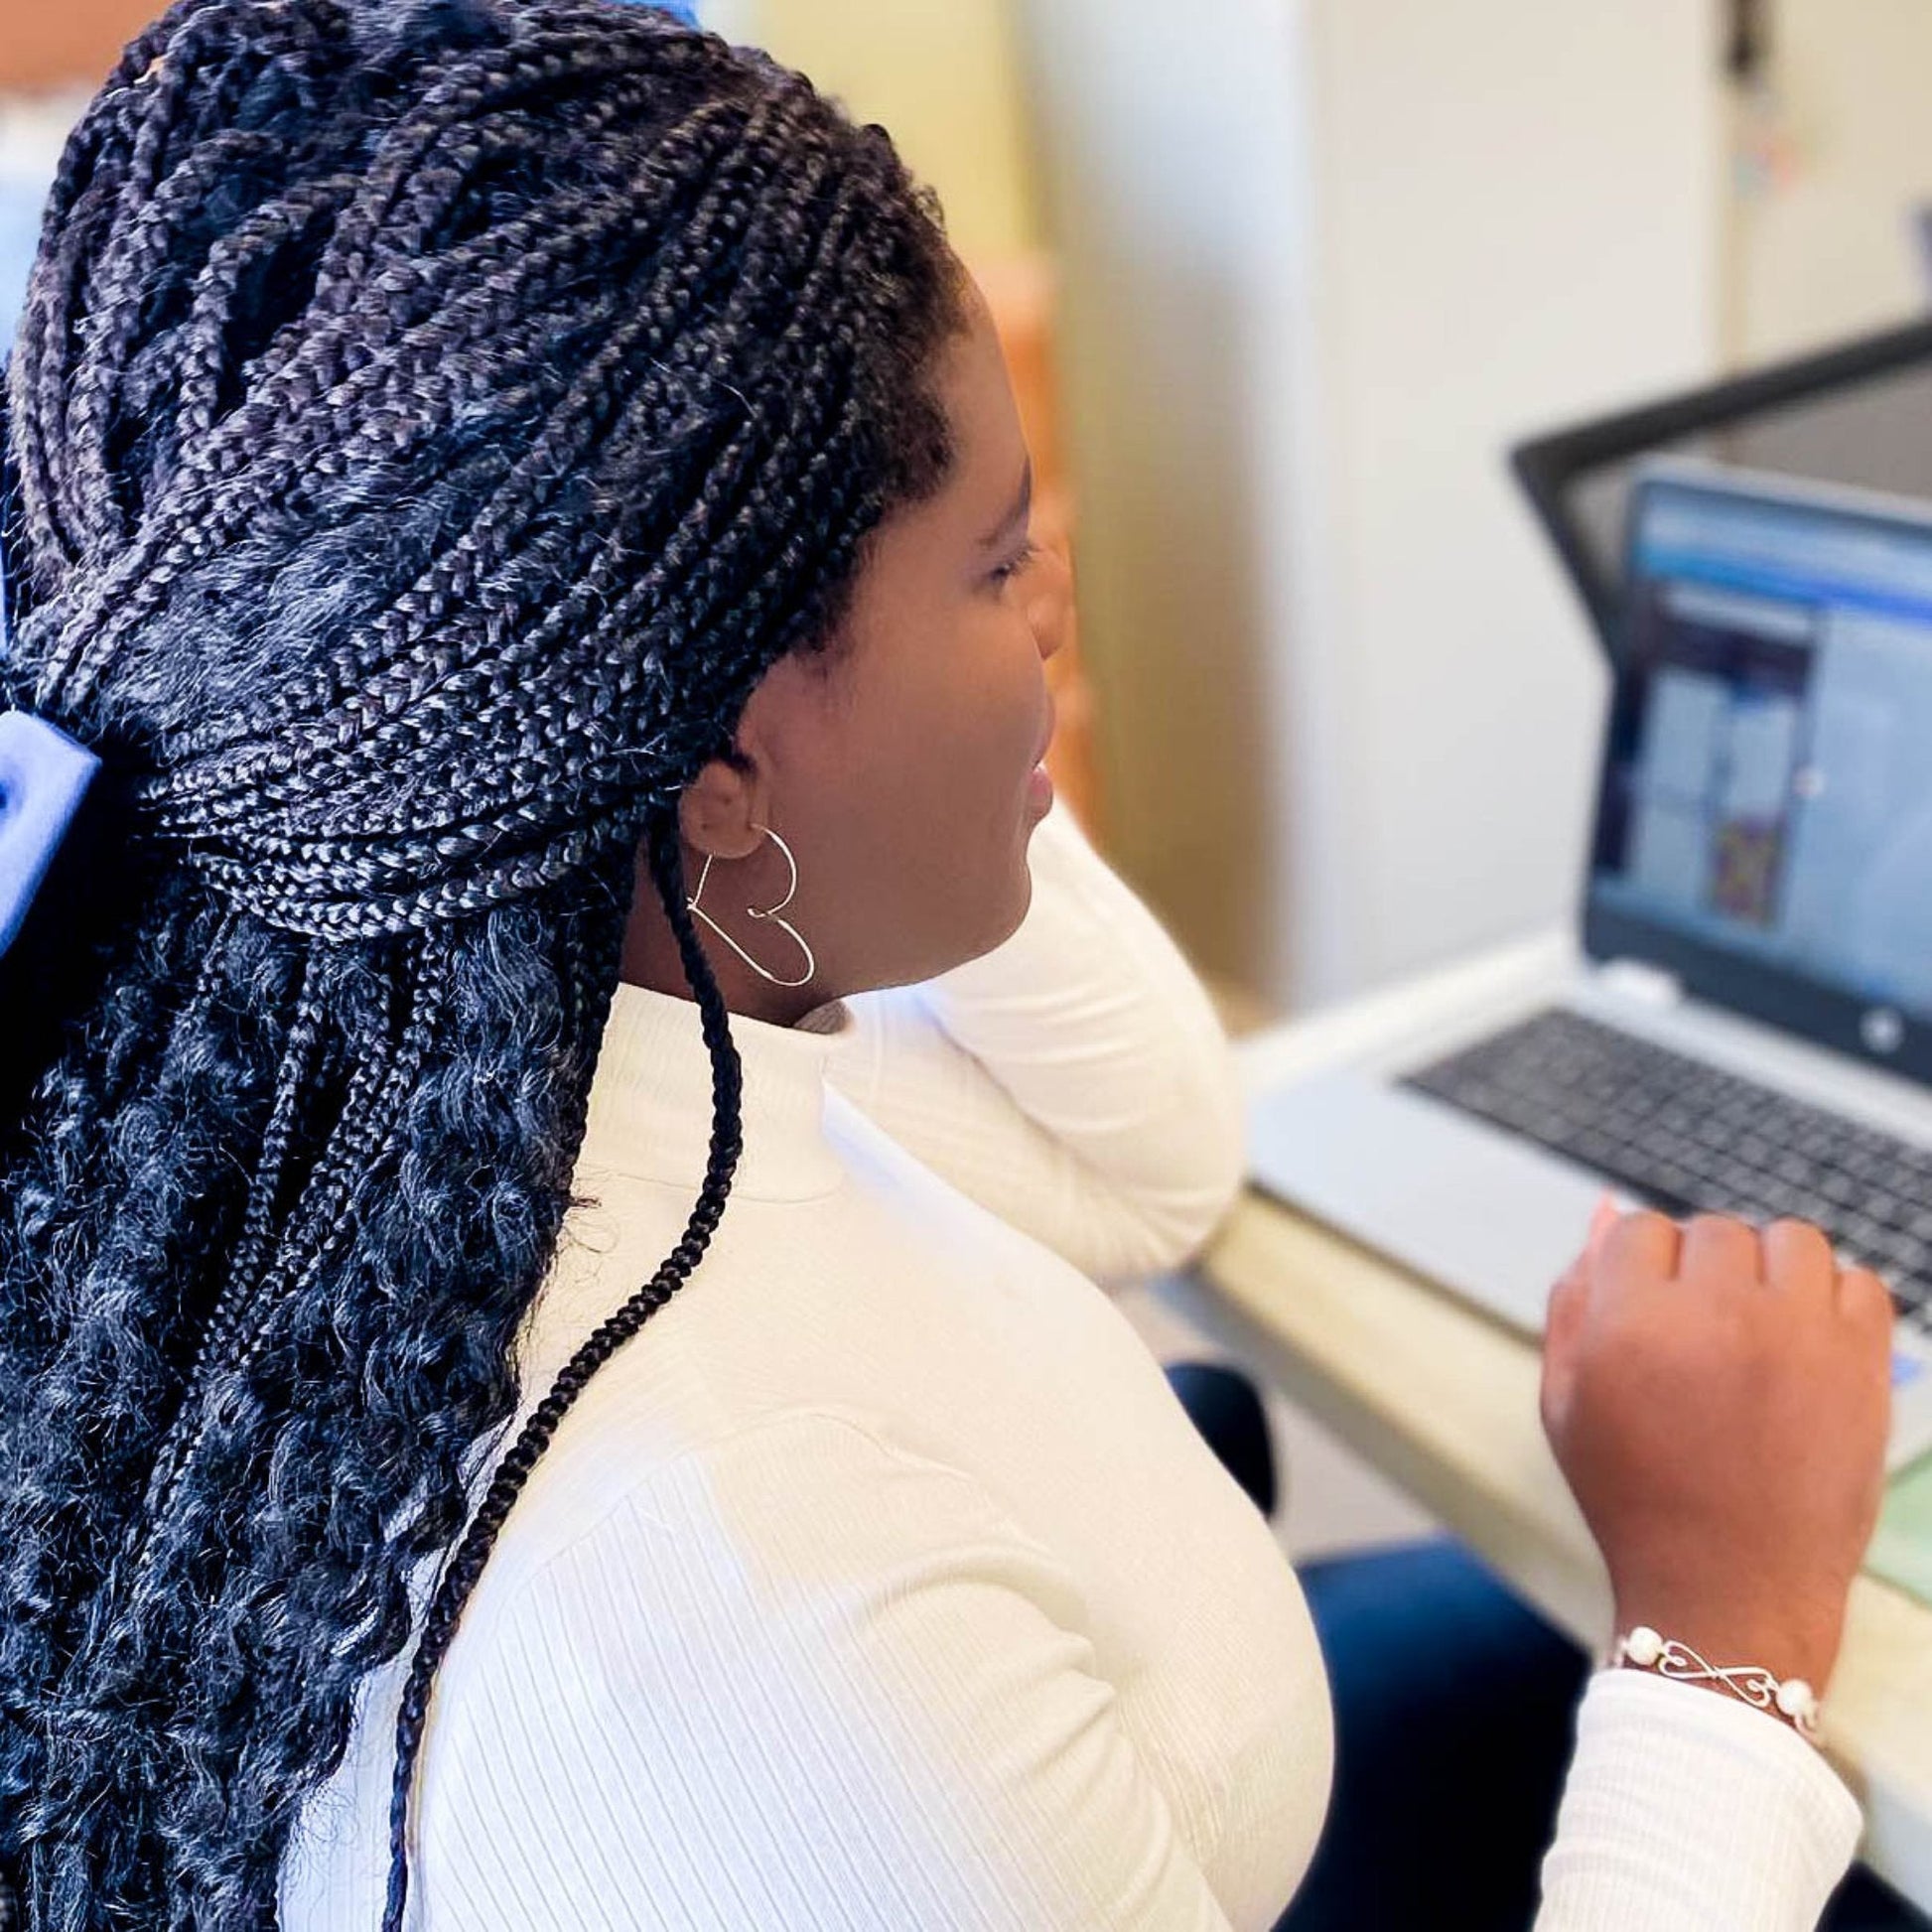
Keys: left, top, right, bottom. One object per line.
{"left": 687, "top": 826, "right": 818, "bottom": 990}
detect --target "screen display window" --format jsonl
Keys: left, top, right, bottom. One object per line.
{"left": 1593, "top": 474, "right": 1932, "bottom": 1022}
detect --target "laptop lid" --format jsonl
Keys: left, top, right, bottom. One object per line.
{"left": 1511, "top": 317, "right": 1932, "bottom": 665}
{"left": 1584, "top": 462, "right": 1932, "bottom": 1085}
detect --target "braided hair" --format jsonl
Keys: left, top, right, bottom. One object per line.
{"left": 0, "top": 2, "right": 964, "bottom": 1923}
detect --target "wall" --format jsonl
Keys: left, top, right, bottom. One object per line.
{"left": 1007, "top": 0, "right": 1314, "bottom": 993}
{"left": 0, "top": 0, "right": 154, "bottom": 92}
{"left": 0, "top": 0, "right": 1042, "bottom": 259}
{"left": 1, "top": 0, "right": 158, "bottom": 345}
{"left": 723, "top": 0, "right": 1040, "bottom": 261}
{"left": 1291, "top": 0, "right": 1723, "bottom": 1002}
{"left": 1019, "top": 0, "right": 1725, "bottom": 1008}
{"left": 0, "top": 91, "right": 90, "bottom": 345}
{"left": 1729, "top": 0, "right": 1932, "bottom": 365}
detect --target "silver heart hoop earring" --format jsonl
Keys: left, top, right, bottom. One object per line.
{"left": 687, "top": 826, "right": 817, "bottom": 990}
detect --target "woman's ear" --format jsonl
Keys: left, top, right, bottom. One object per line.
{"left": 677, "top": 750, "right": 769, "bottom": 862}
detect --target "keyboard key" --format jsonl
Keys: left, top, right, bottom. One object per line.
{"left": 1404, "top": 1009, "right": 1932, "bottom": 1319}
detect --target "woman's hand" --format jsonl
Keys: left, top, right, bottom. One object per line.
{"left": 1542, "top": 1204, "right": 1894, "bottom": 1697}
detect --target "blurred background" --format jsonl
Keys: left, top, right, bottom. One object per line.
{"left": 726, "top": 0, "right": 1932, "bottom": 1020}
{"left": 9, "top": 1, "right": 1932, "bottom": 1020}
{"left": 9, "top": 1, "right": 1932, "bottom": 1559}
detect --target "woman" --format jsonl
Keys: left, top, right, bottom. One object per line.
{"left": 0, "top": 2, "right": 1892, "bottom": 1927}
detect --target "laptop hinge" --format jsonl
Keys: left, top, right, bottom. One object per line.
{"left": 1595, "top": 957, "right": 1686, "bottom": 1008}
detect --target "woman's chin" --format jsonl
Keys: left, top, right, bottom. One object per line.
{"left": 967, "top": 861, "right": 1035, "bottom": 965}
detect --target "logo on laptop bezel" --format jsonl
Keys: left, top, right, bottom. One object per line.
{"left": 1863, "top": 1007, "right": 1907, "bottom": 1056}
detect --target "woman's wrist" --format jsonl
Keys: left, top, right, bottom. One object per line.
{"left": 1610, "top": 1591, "right": 1844, "bottom": 1708}
{"left": 1609, "top": 1623, "right": 1827, "bottom": 1744}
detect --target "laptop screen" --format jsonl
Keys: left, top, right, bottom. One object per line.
{"left": 1587, "top": 466, "right": 1932, "bottom": 1076}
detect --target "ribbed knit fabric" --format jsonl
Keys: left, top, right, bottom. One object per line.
{"left": 278, "top": 807, "right": 1863, "bottom": 1929}
{"left": 1542, "top": 1669, "right": 1862, "bottom": 1929}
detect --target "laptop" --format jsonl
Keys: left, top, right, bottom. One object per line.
{"left": 1248, "top": 460, "right": 1932, "bottom": 1471}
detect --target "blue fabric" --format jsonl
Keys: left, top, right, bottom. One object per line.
{"left": 1165, "top": 1361, "right": 1277, "bottom": 1516}
{"left": 1280, "top": 1540, "right": 1586, "bottom": 1932}
{"left": 0, "top": 712, "right": 98, "bottom": 957}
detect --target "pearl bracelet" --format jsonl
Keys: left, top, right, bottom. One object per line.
{"left": 1610, "top": 1625, "right": 1825, "bottom": 1747}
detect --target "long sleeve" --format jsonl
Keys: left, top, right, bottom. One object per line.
{"left": 1536, "top": 1670, "right": 1863, "bottom": 1929}
{"left": 827, "top": 806, "right": 1245, "bottom": 1284}
{"left": 411, "top": 1410, "right": 1280, "bottom": 1932}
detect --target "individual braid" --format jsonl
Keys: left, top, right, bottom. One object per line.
{"left": 0, "top": 2, "right": 964, "bottom": 1925}
{"left": 382, "top": 815, "right": 741, "bottom": 1931}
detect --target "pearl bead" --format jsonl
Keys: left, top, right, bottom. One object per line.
{"left": 1776, "top": 1677, "right": 1816, "bottom": 1720}
{"left": 1624, "top": 1625, "right": 1664, "bottom": 1668}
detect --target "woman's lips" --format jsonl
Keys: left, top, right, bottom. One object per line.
{"left": 1026, "top": 698, "right": 1058, "bottom": 814}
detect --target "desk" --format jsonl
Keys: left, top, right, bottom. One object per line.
{"left": 1173, "top": 936, "right": 1932, "bottom": 1915}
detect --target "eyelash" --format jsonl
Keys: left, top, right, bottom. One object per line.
{"left": 989, "top": 540, "right": 1041, "bottom": 590}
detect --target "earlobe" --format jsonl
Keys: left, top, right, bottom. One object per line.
{"left": 678, "top": 753, "right": 768, "bottom": 863}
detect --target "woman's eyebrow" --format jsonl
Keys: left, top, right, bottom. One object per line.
{"left": 980, "top": 458, "right": 1034, "bottom": 546}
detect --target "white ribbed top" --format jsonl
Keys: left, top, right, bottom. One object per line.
{"left": 278, "top": 807, "right": 1862, "bottom": 1930}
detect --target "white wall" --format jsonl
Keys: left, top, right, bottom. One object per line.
{"left": 1293, "top": 1, "right": 1723, "bottom": 1001}
{"left": 0, "top": 90, "right": 86, "bottom": 346}
{"left": 720, "top": 0, "right": 1040, "bottom": 259}
{"left": 1012, "top": 0, "right": 1317, "bottom": 993}
{"left": 1731, "top": 0, "right": 1932, "bottom": 364}
{"left": 1020, "top": 0, "right": 1724, "bottom": 1008}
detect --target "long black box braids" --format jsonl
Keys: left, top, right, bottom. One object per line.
{"left": 0, "top": 2, "right": 962, "bottom": 1924}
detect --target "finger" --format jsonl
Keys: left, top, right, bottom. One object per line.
{"left": 1679, "top": 1213, "right": 1764, "bottom": 1288}
{"left": 1763, "top": 1218, "right": 1836, "bottom": 1298}
{"left": 1837, "top": 1264, "right": 1896, "bottom": 1338}
{"left": 1600, "top": 1209, "right": 1681, "bottom": 1284}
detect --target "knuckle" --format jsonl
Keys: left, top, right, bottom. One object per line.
{"left": 1764, "top": 1221, "right": 1837, "bottom": 1298}
{"left": 1683, "top": 1213, "right": 1761, "bottom": 1287}
{"left": 1765, "top": 1217, "right": 1835, "bottom": 1269}
{"left": 1603, "top": 1210, "right": 1677, "bottom": 1279}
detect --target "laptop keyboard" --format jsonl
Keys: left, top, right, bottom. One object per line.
{"left": 1404, "top": 1008, "right": 1932, "bottom": 1327}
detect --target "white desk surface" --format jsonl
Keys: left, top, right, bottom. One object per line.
{"left": 1178, "top": 934, "right": 1932, "bottom": 1914}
